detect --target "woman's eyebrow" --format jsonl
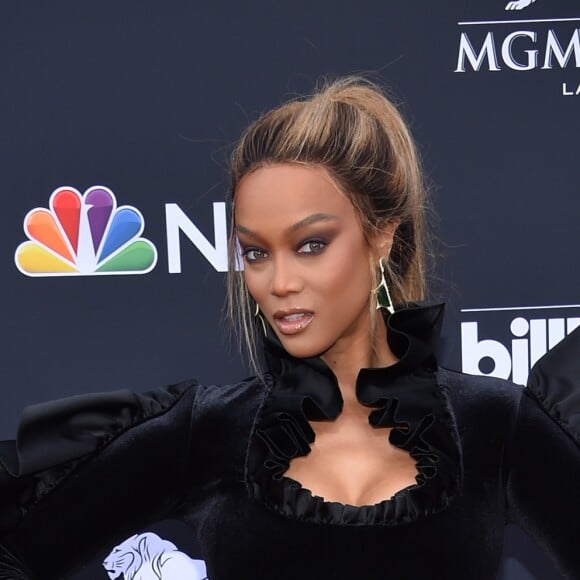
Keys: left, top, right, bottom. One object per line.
{"left": 235, "top": 213, "right": 340, "bottom": 239}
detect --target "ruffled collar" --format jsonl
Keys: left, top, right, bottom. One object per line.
{"left": 261, "top": 302, "right": 445, "bottom": 418}
{"left": 246, "top": 302, "right": 463, "bottom": 526}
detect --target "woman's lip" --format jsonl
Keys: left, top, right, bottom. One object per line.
{"left": 273, "top": 308, "right": 314, "bottom": 319}
{"left": 273, "top": 312, "right": 314, "bottom": 335}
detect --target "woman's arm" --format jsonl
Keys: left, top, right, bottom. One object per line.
{"left": 505, "top": 327, "right": 580, "bottom": 577}
{"left": 0, "top": 380, "right": 198, "bottom": 579}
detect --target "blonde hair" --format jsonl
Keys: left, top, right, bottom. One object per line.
{"left": 225, "top": 76, "right": 434, "bottom": 373}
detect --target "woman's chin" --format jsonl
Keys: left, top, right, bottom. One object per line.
{"left": 276, "top": 335, "right": 331, "bottom": 360}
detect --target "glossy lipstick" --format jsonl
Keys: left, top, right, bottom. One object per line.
{"left": 273, "top": 310, "right": 314, "bottom": 335}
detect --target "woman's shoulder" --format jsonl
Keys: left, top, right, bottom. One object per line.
{"left": 194, "top": 374, "right": 267, "bottom": 405}
{"left": 186, "top": 375, "right": 268, "bottom": 437}
{"left": 0, "top": 375, "right": 265, "bottom": 483}
{"left": 437, "top": 326, "right": 580, "bottom": 447}
{"left": 436, "top": 365, "right": 524, "bottom": 406}
{"left": 0, "top": 375, "right": 267, "bottom": 532}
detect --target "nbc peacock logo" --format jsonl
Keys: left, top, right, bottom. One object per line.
{"left": 15, "top": 186, "right": 158, "bottom": 277}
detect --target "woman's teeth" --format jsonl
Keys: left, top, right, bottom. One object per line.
{"left": 274, "top": 312, "right": 314, "bottom": 335}
{"left": 283, "top": 313, "right": 305, "bottom": 321}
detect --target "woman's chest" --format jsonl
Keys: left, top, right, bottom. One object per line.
{"left": 283, "top": 417, "right": 420, "bottom": 507}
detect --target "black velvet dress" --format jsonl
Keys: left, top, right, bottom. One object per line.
{"left": 1, "top": 302, "right": 580, "bottom": 579}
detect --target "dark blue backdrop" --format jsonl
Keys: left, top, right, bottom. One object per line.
{"left": 2, "top": 1, "right": 579, "bottom": 578}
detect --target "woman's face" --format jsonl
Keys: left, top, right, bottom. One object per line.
{"left": 234, "top": 163, "right": 388, "bottom": 360}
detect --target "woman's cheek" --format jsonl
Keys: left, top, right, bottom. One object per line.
{"left": 242, "top": 269, "right": 262, "bottom": 302}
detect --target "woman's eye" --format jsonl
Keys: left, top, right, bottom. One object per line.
{"left": 243, "top": 248, "right": 267, "bottom": 262}
{"left": 298, "top": 240, "right": 327, "bottom": 254}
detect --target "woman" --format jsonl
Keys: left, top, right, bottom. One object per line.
{"left": 1, "top": 77, "right": 579, "bottom": 579}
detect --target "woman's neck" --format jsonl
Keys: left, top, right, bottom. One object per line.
{"left": 320, "top": 312, "right": 398, "bottom": 409}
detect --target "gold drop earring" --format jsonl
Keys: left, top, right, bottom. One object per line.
{"left": 254, "top": 302, "right": 268, "bottom": 336}
{"left": 374, "top": 257, "right": 395, "bottom": 315}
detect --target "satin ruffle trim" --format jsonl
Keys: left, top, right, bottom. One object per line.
{"left": 526, "top": 325, "right": 580, "bottom": 446}
{"left": 0, "top": 381, "right": 195, "bottom": 529}
{"left": 248, "top": 302, "right": 464, "bottom": 526}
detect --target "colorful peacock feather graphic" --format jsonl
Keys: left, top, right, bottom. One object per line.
{"left": 15, "top": 186, "right": 157, "bottom": 276}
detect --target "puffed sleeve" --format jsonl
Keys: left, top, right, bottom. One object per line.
{"left": 506, "top": 326, "right": 580, "bottom": 577}
{"left": 0, "top": 379, "right": 198, "bottom": 579}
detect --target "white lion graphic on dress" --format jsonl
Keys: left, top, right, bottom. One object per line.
{"left": 505, "top": 0, "right": 537, "bottom": 10}
{"left": 102, "top": 532, "right": 208, "bottom": 580}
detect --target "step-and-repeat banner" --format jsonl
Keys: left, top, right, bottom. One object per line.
{"left": 2, "top": 1, "right": 578, "bottom": 578}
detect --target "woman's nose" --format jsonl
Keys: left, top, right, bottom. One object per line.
{"left": 270, "top": 257, "right": 302, "bottom": 297}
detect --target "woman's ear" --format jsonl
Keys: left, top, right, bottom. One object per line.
{"left": 372, "top": 218, "right": 401, "bottom": 260}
